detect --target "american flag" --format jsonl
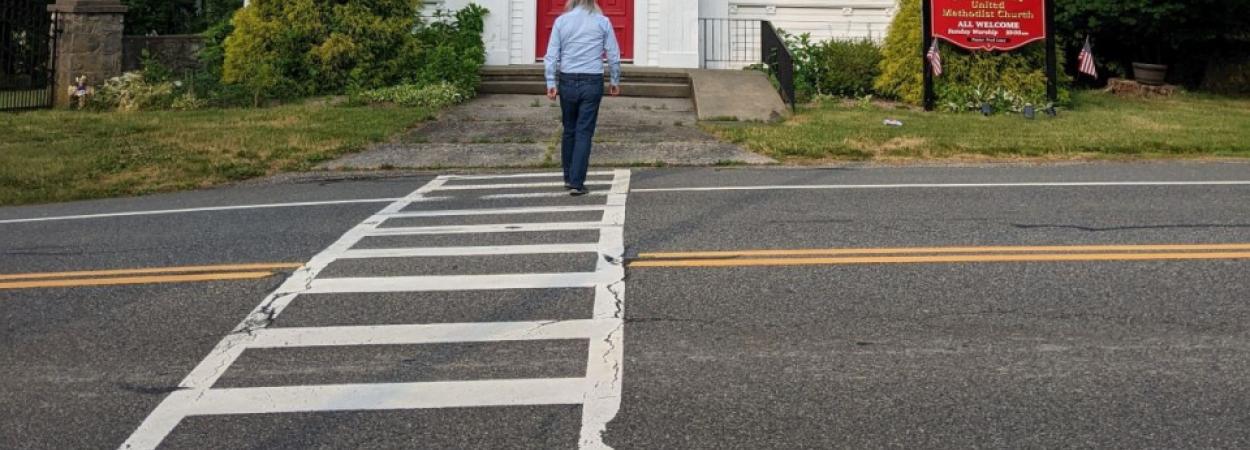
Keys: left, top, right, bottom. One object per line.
{"left": 927, "top": 40, "right": 943, "bottom": 77}
{"left": 1078, "top": 37, "right": 1098, "bottom": 78}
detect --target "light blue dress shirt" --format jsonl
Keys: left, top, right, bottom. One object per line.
{"left": 543, "top": 7, "right": 623, "bottom": 89}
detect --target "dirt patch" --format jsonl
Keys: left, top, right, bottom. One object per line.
{"left": 845, "top": 137, "right": 929, "bottom": 156}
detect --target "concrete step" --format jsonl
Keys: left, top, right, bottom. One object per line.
{"left": 482, "top": 73, "right": 690, "bottom": 85}
{"left": 478, "top": 80, "right": 691, "bottom": 98}
{"left": 481, "top": 65, "right": 690, "bottom": 81}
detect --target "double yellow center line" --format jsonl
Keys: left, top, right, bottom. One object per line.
{"left": 630, "top": 243, "right": 1250, "bottom": 268}
{"left": 0, "top": 263, "right": 304, "bottom": 290}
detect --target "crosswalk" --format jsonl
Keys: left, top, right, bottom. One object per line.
{"left": 122, "top": 170, "right": 632, "bottom": 449}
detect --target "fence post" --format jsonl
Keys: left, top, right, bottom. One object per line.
{"left": 1044, "top": 0, "right": 1058, "bottom": 105}
{"left": 921, "top": 0, "right": 935, "bottom": 111}
{"left": 47, "top": 0, "right": 129, "bottom": 107}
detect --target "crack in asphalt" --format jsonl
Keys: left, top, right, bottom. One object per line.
{"left": 1012, "top": 223, "right": 1250, "bottom": 232}
{"left": 602, "top": 321, "right": 624, "bottom": 390}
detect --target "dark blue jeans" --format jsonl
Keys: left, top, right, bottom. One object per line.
{"left": 558, "top": 73, "right": 604, "bottom": 189}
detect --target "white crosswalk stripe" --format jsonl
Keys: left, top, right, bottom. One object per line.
{"left": 121, "top": 170, "right": 632, "bottom": 449}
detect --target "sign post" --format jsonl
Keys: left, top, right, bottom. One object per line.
{"left": 1044, "top": 0, "right": 1057, "bottom": 105}
{"left": 922, "top": 0, "right": 1057, "bottom": 111}
{"left": 922, "top": 0, "right": 935, "bottom": 111}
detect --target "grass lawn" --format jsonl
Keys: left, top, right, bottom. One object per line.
{"left": 0, "top": 102, "right": 435, "bottom": 206}
{"left": 708, "top": 91, "right": 1250, "bottom": 161}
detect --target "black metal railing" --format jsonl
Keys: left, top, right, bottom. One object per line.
{"left": 761, "top": 20, "right": 796, "bottom": 111}
{"left": 698, "top": 18, "right": 796, "bottom": 111}
{"left": 1, "top": 4, "right": 58, "bottom": 111}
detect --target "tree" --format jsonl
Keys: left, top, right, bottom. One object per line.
{"left": 122, "top": 0, "right": 199, "bottom": 35}
{"left": 1055, "top": 0, "right": 1250, "bottom": 84}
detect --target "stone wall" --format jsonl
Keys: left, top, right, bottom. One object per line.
{"left": 122, "top": 35, "right": 206, "bottom": 73}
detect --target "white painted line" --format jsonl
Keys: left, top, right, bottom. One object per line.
{"left": 339, "top": 243, "right": 602, "bottom": 259}
{"left": 377, "top": 177, "right": 451, "bottom": 215}
{"left": 580, "top": 318, "right": 624, "bottom": 449}
{"left": 480, "top": 191, "right": 610, "bottom": 199}
{"left": 0, "top": 198, "right": 409, "bottom": 225}
{"left": 122, "top": 177, "right": 450, "bottom": 450}
{"left": 442, "top": 171, "right": 615, "bottom": 180}
{"left": 580, "top": 168, "right": 632, "bottom": 449}
{"left": 630, "top": 180, "right": 1250, "bottom": 193}
{"left": 610, "top": 169, "right": 632, "bottom": 195}
{"left": 379, "top": 204, "right": 611, "bottom": 218}
{"left": 188, "top": 379, "right": 588, "bottom": 415}
{"left": 366, "top": 221, "right": 615, "bottom": 236}
{"left": 435, "top": 181, "right": 613, "bottom": 191}
{"left": 307, "top": 272, "right": 616, "bottom": 293}
{"left": 249, "top": 319, "right": 616, "bottom": 348}
{"left": 122, "top": 170, "right": 634, "bottom": 450}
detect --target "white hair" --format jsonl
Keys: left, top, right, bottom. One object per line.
{"left": 565, "top": 0, "right": 602, "bottom": 13}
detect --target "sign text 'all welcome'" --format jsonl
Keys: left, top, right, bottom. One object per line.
{"left": 931, "top": 0, "right": 1047, "bottom": 51}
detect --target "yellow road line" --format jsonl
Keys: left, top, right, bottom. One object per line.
{"left": 0, "top": 271, "right": 280, "bottom": 290}
{"left": 0, "top": 263, "right": 305, "bottom": 282}
{"left": 638, "top": 243, "right": 1250, "bottom": 259}
{"left": 629, "top": 251, "right": 1250, "bottom": 268}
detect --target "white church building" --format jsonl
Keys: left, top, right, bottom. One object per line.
{"left": 424, "top": 0, "right": 899, "bottom": 68}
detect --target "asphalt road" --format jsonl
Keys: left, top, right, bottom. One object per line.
{"left": 2, "top": 162, "right": 1249, "bottom": 449}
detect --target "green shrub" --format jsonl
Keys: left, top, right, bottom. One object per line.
{"left": 1056, "top": 0, "right": 1250, "bottom": 86}
{"left": 351, "top": 82, "right": 467, "bottom": 109}
{"left": 222, "top": 1, "right": 487, "bottom": 103}
{"left": 411, "top": 4, "right": 489, "bottom": 96}
{"left": 198, "top": 18, "right": 233, "bottom": 80}
{"left": 88, "top": 72, "right": 177, "bottom": 112}
{"left": 170, "top": 91, "right": 210, "bottom": 110}
{"left": 87, "top": 56, "right": 222, "bottom": 111}
{"left": 185, "top": 18, "right": 253, "bottom": 108}
{"left": 874, "top": 0, "right": 1069, "bottom": 110}
{"left": 787, "top": 33, "right": 882, "bottom": 100}
{"left": 936, "top": 49, "right": 1071, "bottom": 112}
{"left": 224, "top": 0, "right": 426, "bottom": 101}
{"left": 874, "top": 0, "right": 924, "bottom": 104}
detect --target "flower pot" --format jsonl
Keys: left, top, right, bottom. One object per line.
{"left": 1133, "top": 62, "right": 1169, "bottom": 86}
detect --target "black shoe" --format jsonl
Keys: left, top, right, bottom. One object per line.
{"left": 564, "top": 183, "right": 575, "bottom": 190}
{"left": 569, "top": 187, "right": 589, "bottom": 197}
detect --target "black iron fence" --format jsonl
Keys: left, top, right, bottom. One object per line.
{"left": 698, "top": 18, "right": 795, "bottom": 111}
{"left": 1, "top": 4, "right": 58, "bottom": 111}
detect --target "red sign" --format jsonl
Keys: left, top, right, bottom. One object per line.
{"left": 931, "top": 0, "right": 1046, "bottom": 51}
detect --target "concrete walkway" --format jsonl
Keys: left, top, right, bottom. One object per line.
{"left": 322, "top": 94, "right": 775, "bottom": 170}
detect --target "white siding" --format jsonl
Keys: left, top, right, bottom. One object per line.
{"left": 647, "top": 0, "right": 662, "bottom": 65}
{"left": 509, "top": 0, "right": 527, "bottom": 64}
{"left": 728, "top": 1, "right": 897, "bottom": 42}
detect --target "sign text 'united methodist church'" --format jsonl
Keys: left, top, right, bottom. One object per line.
{"left": 931, "top": 0, "right": 1047, "bottom": 51}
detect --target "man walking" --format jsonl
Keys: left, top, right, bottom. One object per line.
{"left": 544, "top": 0, "right": 622, "bottom": 196}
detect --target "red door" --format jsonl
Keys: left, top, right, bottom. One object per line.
{"left": 537, "top": 0, "right": 634, "bottom": 61}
